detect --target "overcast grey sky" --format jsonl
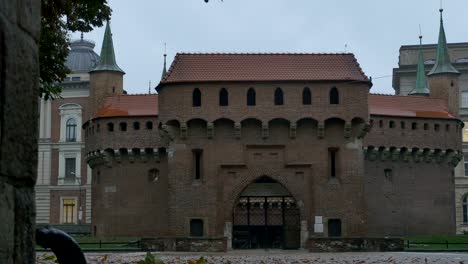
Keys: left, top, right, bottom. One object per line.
{"left": 71, "top": 0, "right": 468, "bottom": 94}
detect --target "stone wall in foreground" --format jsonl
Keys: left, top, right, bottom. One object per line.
{"left": 0, "top": 0, "right": 40, "bottom": 263}
{"left": 307, "top": 238, "right": 404, "bottom": 252}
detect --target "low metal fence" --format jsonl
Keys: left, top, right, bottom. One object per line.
{"left": 406, "top": 240, "right": 468, "bottom": 250}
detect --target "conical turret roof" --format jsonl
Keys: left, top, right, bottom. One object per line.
{"left": 428, "top": 9, "right": 459, "bottom": 76}
{"left": 409, "top": 36, "right": 430, "bottom": 96}
{"left": 91, "top": 21, "right": 125, "bottom": 74}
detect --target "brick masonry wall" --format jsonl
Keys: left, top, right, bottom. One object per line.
{"left": 0, "top": 0, "right": 40, "bottom": 263}
{"left": 84, "top": 116, "right": 161, "bottom": 153}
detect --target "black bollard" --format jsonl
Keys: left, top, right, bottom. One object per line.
{"left": 36, "top": 226, "right": 87, "bottom": 264}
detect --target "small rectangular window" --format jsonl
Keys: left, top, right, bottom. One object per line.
{"left": 464, "top": 155, "right": 468, "bottom": 177}
{"left": 193, "top": 149, "right": 203, "bottom": 180}
{"left": 120, "top": 122, "right": 127, "bottom": 131}
{"left": 462, "top": 92, "right": 468, "bottom": 108}
{"left": 190, "top": 219, "right": 204, "bottom": 237}
{"left": 329, "top": 148, "right": 338, "bottom": 178}
{"left": 401, "top": 121, "right": 405, "bottom": 129}
{"left": 412, "top": 122, "right": 417, "bottom": 130}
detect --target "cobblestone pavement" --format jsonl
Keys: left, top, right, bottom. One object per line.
{"left": 36, "top": 251, "right": 468, "bottom": 264}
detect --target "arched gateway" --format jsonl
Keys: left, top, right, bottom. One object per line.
{"left": 232, "top": 176, "right": 300, "bottom": 249}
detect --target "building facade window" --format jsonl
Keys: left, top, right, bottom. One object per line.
{"left": 464, "top": 196, "right": 468, "bottom": 224}
{"left": 61, "top": 198, "right": 77, "bottom": 224}
{"left": 329, "top": 148, "right": 338, "bottom": 178}
{"left": 133, "top": 122, "right": 140, "bottom": 130}
{"left": 193, "top": 149, "right": 203, "bottom": 180}
{"left": 107, "top": 123, "right": 114, "bottom": 132}
{"left": 423, "top": 123, "right": 429, "bottom": 130}
{"left": 146, "top": 121, "right": 153, "bottom": 130}
{"left": 120, "top": 122, "right": 127, "bottom": 131}
{"left": 464, "top": 155, "right": 468, "bottom": 176}
{"left": 219, "top": 88, "right": 228, "bottom": 106}
{"left": 247, "top": 88, "right": 256, "bottom": 106}
{"left": 401, "top": 121, "right": 405, "bottom": 129}
{"left": 66, "top": 118, "right": 77, "bottom": 142}
{"left": 65, "top": 158, "right": 76, "bottom": 184}
{"left": 59, "top": 103, "right": 82, "bottom": 142}
{"left": 190, "top": 219, "right": 204, "bottom": 237}
{"left": 329, "top": 87, "right": 339, "bottom": 104}
{"left": 463, "top": 122, "right": 468, "bottom": 142}
{"left": 389, "top": 121, "right": 395, "bottom": 128}
{"left": 274, "top": 88, "right": 284, "bottom": 105}
{"left": 412, "top": 122, "right": 417, "bottom": 130}
{"left": 193, "top": 88, "right": 201, "bottom": 107}
{"left": 435, "top": 124, "right": 440, "bottom": 131}
{"left": 302, "top": 87, "right": 311, "bottom": 105}
{"left": 462, "top": 92, "right": 468, "bottom": 108}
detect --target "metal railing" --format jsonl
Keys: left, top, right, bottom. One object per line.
{"left": 406, "top": 240, "right": 468, "bottom": 250}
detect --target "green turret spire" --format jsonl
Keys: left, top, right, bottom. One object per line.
{"left": 409, "top": 36, "right": 430, "bottom": 96}
{"left": 161, "top": 53, "right": 167, "bottom": 80}
{"left": 92, "top": 21, "right": 125, "bottom": 74}
{"left": 427, "top": 9, "right": 459, "bottom": 76}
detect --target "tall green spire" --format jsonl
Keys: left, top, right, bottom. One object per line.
{"left": 409, "top": 36, "right": 430, "bottom": 96}
{"left": 427, "top": 9, "right": 459, "bottom": 76}
{"left": 91, "top": 21, "right": 125, "bottom": 74}
{"left": 161, "top": 53, "right": 167, "bottom": 80}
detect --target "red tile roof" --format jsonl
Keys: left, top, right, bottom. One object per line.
{"left": 95, "top": 94, "right": 158, "bottom": 118}
{"left": 369, "top": 94, "right": 455, "bottom": 119}
{"left": 159, "top": 53, "right": 369, "bottom": 87}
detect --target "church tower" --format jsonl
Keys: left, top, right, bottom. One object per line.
{"left": 427, "top": 9, "right": 460, "bottom": 116}
{"left": 89, "top": 21, "right": 125, "bottom": 118}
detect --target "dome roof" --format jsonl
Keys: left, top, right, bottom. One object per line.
{"left": 65, "top": 39, "right": 100, "bottom": 73}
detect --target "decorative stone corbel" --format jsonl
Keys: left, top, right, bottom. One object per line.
{"left": 114, "top": 149, "right": 122, "bottom": 163}
{"left": 449, "top": 153, "right": 463, "bottom": 167}
{"left": 379, "top": 148, "right": 390, "bottom": 161}
{"left": 390, "top": 148, "right": 400, "bottom": 161}
{"left": 234, "top": 122, "right": 241, "bottom": 139}
{"left": 262, "top": 123, "right": 269, "bottom": 139}
{"left": 128, "top": 150, "right": 135, "bottom": 163}
{"left": 412, "top": 149, "right": 423, "bottom": 163}
{"left": 344, "top": 123, "right": 352, "bottom": 139}
{"left": 153, "top": 148, "right": 160, "bottom": 163}
{"left": 423, "top": 149, "right": 434, "bottom": 163}
{"left": 401, "top": 149, "right": 411, "bottom": 162}
{"left": 102, "top": 150, "right": 112, "bottom": 168}
{"left": 357, "top": 123, "right": 371, "bottom": 139}
{"left": 435, "top": 150, "right": 445, "bottom": 164}
{"left": 207, "top": 122, "right": 214, "bottom": 139}
{"left": 140, "top": 148, "right": 148, "bottom": 163}
{"left": 367, "top": 148, "right": 378, "bottom": 161}
{"left": 289, "top": 122, "right": 297, "bottom": 139}
{"left": 317, "top": 122, "right": 325, "bottom": 139}
{"left": 180, "top": 122, "right": 188, "bottom": 139}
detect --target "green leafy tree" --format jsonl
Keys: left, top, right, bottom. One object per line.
{"left": 40, "top": 0, "right": 112, "bottom": 99}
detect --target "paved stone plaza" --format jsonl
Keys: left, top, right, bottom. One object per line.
{"left": 36, "top": 251, "right": 468, "bottom": 263}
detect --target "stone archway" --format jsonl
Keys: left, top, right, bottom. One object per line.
{"left": 231, "top": 176, "right": 301, "bottom": 249}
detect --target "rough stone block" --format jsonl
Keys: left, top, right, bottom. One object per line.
{"left": 0, "top": 182, "right": 15, "bottom": 264}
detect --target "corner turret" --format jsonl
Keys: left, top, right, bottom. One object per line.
{"left": 427, "top": 9, "right": 460, "bottom": 116}
{"left": 89, "top": 21, "right": 125, "bottom": 119}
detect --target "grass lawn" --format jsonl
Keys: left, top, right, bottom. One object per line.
{"left": 406, "top": 234, "right": 468, "bottom": 250}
